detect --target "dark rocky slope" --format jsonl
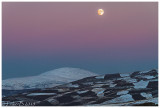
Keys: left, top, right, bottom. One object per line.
{"left": 2, "top": 69, "right": 158, "bottom": 106}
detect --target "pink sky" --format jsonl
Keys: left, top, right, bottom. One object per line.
{"left": 2, "top": 2, "right": 158, "bottom": 79}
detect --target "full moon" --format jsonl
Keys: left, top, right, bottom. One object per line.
{"left": 98, "top": 9, "right": 104, "bottom": 15}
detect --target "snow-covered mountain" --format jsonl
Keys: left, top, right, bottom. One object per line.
{"left": 2, "top": 69, "right": 158, "bottom": 106}
{"left": 2, "top": 67, "right": 97, "bottom": 90}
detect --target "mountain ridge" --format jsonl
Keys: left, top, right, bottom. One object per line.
{"left": 2, "top": 69, "right": 158, "bottom": 106}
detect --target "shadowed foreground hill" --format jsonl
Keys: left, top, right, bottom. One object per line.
{"left": 2, "top": 69, "right": 158, "bottom": 106}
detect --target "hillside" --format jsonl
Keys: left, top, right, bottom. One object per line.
{"left": 2, "top": 69, "right": 158, "bottom": 106}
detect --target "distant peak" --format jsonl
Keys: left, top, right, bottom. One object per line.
{"left": 2, "top": 67, "right": 97, "bottom": 90}
{"left": 39, "top": 67, "right": 98, "bottom": 79}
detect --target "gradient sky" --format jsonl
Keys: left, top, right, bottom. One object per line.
{"left": 2, "top": 2, "right": 158, "bottom": 79}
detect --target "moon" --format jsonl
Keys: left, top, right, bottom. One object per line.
{"left": 98, "top": 9, "right": 104, "bottom": 16}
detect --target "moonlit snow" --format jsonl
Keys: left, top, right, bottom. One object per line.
{"left": 2, "top": 67, "right": 97, "bottom": 90}
{"left": 102, "top": 94, "right": 134, "bottom": 104}
{"left": 133, "top": 80, "right": 149, "bottom": 89}
{"left": 27, "top": 93, "right": 56, "bottom": 96}
{"left": 2, "top": 69, "right": 158, "bottom": 106}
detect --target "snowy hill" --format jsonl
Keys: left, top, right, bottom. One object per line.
{"left": 2, "top": 69, "right": 158, "bottom": 106}
{"left": 2, "top": 67, "right": 97, "bottom": 90}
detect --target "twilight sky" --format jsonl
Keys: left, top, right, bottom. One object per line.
{"left": 2, "top": 2, "right": 158, "bottom": 79}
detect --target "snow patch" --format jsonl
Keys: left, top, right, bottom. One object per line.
{"left": 92, "top": 84, "right": 104, "bottom": 88}
{"left": 139, "top": 70, "right": 150, "bottom": 74}
{"left": 65, "top": 83, "right": 79, "bottom": 88}
{"left": 120, "top": 73, "right": 130, "bottom": 77}
{"left": 109, "top": 81, "right": 116, "bottom": 87}
{"left": 82, "top": 82, "right": 93, "bottom": 85}
{"left": 27, "top": 93, "right": 56, "bottom": 96}
{"left": 92, "top": 88, "right": 105, "bottom": 97}
{"left": 133, "top": 80, "right": 149, "bottom": 89}
{"left": 141, "top": 92, "right": 152, "bottom": 99}
{"left": 143, "top": 75, "right": 155, "bottom": 79}
{"left": 95, "top": 75, "right": 105, "bottom": 79}
{"left": 117, "top": 90, "right": 129, "bottom": 95}
{"left": 102, "top": 94, "right": 134, "bottom": 104}
{"left": 122, "top": 77, "right": 137, "bottom": 83}
{"left": 47, "top": 98, "right": 59, "bottom": 105}
{"left": 77, "top": 90, "right": 88, "bottom": 94}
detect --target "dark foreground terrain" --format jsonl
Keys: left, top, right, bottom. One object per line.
{"left": 2, "top": 69, "right": 158, "bottom": 106}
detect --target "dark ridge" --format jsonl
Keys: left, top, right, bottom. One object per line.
{"left": 79, "top": 91, "right": 97, "bottom": 97}
{"left": 104, "top": 91, "right": 118, "bottom": 98}
{"left": 114, "top": 80, "right": 134, "bottom": 87}
{"left": 131, "top": 93, "right": 146, "bottom": 100}
{"left": 151, "top": 90, "right": 158, "bottom": 97}
{"left": 63, "top": 92, "right": 79, "bottom": 97}
{"left": 135, "top": 77, "right": 148, "bottom": 82}
{"left": 101, "top": 85, "right": 110, "bottom": 88}
{"left": 92, "top": 97, "right": 109, "bottom": 104}
{"left": 129, "top": 88, "right": 152, "bottom": 94}
{"left": 56, "top": 95, "right": 74, "bottom": 103}
{"left": 147, "top": 81, "right": 158, "bottom": 90}
{"left": 32, "top": 89, "right": 59, "bottom": 93}
{"left": 71, "top": 76, "right": 98, "bottom": 84}
{"left": 26, "top": 95, "right": 53, "bottom": 101}
{"left": 104, "top": 73, "right": 121, "bottom": 80}
{"left": 2, "top": 96, "right": 19, "bottom": 101}
{"left": 144, "top": 69, "right": 158, "bottom": 76}
{"left": 63, "top": 102, "right": 82, "bottom": 106}
{"left": 133, "top": 102, "right": 158, "bottom": 106}
{"left": 35, "top": 101, "right": 53, "bottom": 106}
{"left": 130, "top": 71, "right": 140, "bottom": 78}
